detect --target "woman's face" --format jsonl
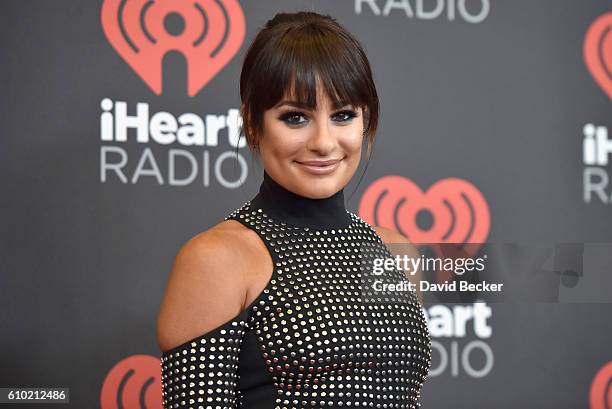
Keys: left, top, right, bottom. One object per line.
{"left": 257, "top": 81, "right": 365, "bottom": 199}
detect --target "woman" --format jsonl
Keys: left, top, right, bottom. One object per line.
{"left": 157, "top": 11, "right": 432, "bottom": 409}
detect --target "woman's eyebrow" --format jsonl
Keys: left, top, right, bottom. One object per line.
{"left": 274, "top": 100, "right": 310, "bottom": 109}
{"left": 274, "top": 100, "right": 353, "bottom": 110}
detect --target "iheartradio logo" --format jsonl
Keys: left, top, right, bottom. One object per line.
{"left": 359, "top": 175, "right": 490, "bottom": 245}
{"left": 359, "top": 175, "right": 490, "bottom": 283}
{"left": 100, "top": 354, "right": 162, "bottom": 409}
{"left": 583, "top": 12, "right": 612, "bottom": 100}
{"left": 100, "top": 0, "right": 246, "bottom": 96}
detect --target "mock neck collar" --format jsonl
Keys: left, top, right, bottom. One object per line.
{"left": 250, "top": 170, "right": 352, "bottom": 230}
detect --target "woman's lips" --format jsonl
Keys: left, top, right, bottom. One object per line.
{"left": 295, "top": 159, "right": 342, "bottom": 175}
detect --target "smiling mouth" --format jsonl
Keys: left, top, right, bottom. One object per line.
{"left": 297, "top": 159, "right": 341, "bottom": 166}
{"left": 295, "top": 159, "right": 343, "bottom": 175}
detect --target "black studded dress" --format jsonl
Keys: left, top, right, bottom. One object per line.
{"left": 160, "top": 170, "right": 432, "bottom": 409}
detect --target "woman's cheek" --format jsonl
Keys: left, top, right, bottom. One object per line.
{"left": 343, "top": 130, "right": 364, "bottom": 153}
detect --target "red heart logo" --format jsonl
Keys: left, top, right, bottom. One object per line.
{"left": 359, "top": 175, "right": 491, "bottom": 287}
{"left": 101, "top": 0, "right": 245, "bottom": 96}
{"left": 589, "top": 361, "right": 612, "bottom": 409}
{"left": 583, "top": 12, "right": 612, "bottom": 100}
{"left": 100, "top": 354, "right": 162, "bottom": 409}
{"left": 359, "top": 175, "right": 490, "bottom": 246}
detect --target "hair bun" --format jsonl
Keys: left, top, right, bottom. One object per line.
{"left": 265, "top": 11, "right": 336, "bottom": 29}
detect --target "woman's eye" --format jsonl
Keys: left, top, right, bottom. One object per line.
{"left": 279, "top": 112, "right": 307, "bottom": 126}
{"left": 333, "top": 110, "right": 358, "bottom": 122}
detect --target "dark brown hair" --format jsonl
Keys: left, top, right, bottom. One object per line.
{"left": 237, "top": 11, "right": 379, "bottom": 197}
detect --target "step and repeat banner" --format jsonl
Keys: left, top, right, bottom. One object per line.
{"left": 1, "top": 1, "right": 611, "bottom": 408}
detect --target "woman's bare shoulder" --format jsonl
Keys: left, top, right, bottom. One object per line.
{"left": 156, "top": 220, "right": 262, "bottom": 353}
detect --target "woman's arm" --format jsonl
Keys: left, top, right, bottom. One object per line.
{"left": 157, "top": 228, "right": 250, "bottom": 408}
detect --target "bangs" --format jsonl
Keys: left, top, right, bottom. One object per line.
{"left": 260, "top": 27, "right": 372, "bottom": 112}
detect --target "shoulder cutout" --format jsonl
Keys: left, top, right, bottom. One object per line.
{"left": 156, "top": 226, "right": 252, "bottom": 353}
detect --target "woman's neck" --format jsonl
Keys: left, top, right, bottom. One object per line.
{"left": 250, "top": 170, "right": 352, "bottom": 230}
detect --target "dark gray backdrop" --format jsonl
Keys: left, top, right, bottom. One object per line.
{"left": 1, "top": 1, "right": 611, "bottom": 408}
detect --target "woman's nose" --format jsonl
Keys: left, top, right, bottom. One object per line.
{"left": 307, "top": 118, "right": 336, "bottom": 154}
